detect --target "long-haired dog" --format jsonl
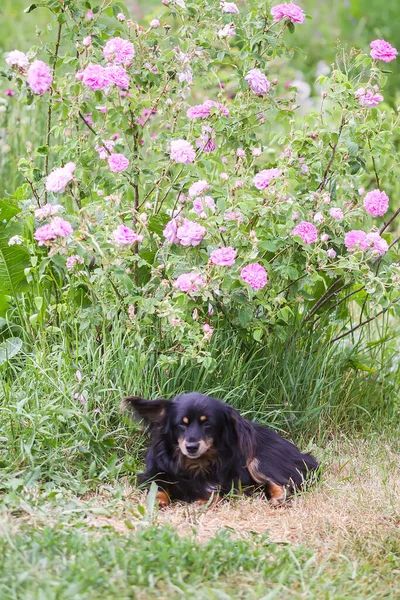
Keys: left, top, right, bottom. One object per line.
{"left": 123, "top": 392, "right": 319, "bottom": 507}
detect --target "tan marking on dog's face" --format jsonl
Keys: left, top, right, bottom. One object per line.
{"left": 200, "top": 415, "right": 207, "bottom": 422}
{"left": 182, "top": 417, "right": 189, "bottom": 424}
{"left": 177, "top": 437, "right": 214, "bottom": 459}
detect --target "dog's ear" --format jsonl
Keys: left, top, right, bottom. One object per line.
{"left": 229, "top": 408, "right": 257, "bottom": 461}
{"left": 121, "top": 396, "right": 170, "bottom": 425}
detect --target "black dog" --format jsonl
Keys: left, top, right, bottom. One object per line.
{"left": 123, "top": 392, "right": 318, "bottom": 507}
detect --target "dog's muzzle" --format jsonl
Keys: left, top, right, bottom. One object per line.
{"left": 178, "top": 438, "right": 213, "bottom": 459}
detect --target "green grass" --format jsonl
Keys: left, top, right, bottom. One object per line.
{"left": 0, "top": 511, "right": 398, "bottom": 599}
{"left": 1, "top": 324, "right": 397, "bottom": 494}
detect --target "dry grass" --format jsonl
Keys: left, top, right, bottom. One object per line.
{"left": 2, "top": 436, "right": 399, "bottom": 563}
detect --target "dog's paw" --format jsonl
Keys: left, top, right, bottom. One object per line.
{"left": 155, "top": 491, "right": 170, "bottom": 509}
{"left": 268, "top": 495, "right": 287, "bottom": 508}
{"left": 194, "top": 494, "right": 222, "bottom": 508}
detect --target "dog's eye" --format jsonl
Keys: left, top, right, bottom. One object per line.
{"left": 181, "top": 418, "right": 189, "bottom": 426}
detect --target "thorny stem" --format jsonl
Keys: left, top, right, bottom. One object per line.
{"left": 380, "top": 207, "right": 400, "bottom": 235}
{"left": 325, "top": 298, "right": 400, "bottom": 346}
{"left": 303, "top": 278, "right": 343, "bottom": 323}
{"left": 317, "top": 114, "right": 346, "bottom": 192}
{"left": 44, "top": 19, "right": 63, "bottom": 204}
{"left": 368, "top": 137, "right": 380, "bottom": 189}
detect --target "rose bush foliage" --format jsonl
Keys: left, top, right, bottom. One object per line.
{"left": 2, "top": 0, "right": 400, "bottom": 367}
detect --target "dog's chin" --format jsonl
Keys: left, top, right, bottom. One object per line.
{"left": 180, "top": 448, "right": 204, "bottom": 460}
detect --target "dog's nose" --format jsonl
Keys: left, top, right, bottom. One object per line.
{"left": 185, "top": 442, "right": 200, "bottom": 455}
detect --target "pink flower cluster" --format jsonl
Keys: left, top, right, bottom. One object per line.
{"left": 95, "top": 140, "right": 115, "bottom": 160}
{"left": 221, "top": 2, "right": 239, "bottom": 13}
{"left": 253, "top": 168, "right": 282, "bottom": 190}
{"left": 66, "top": 255, "right": 84, "bottom": 270}
{"left": 245, "top": 68, "right": 270, "bottom": 96}
{"left": 271, "top": 2, "right": 306, "bottom": 24}
{"left": 103, "top": 37, "right": 135, "bottom": 65}
{"left": 80, "top": 63, "right": 130, "bottom": 91}
{"left": 224, "top": 210, "right": 243, "bottom": 222}
{"left": 241, "top": 263, "right": 268, "bottom": 290}
{"left": 192, "top": 196, "right": 216, "bottom": 218}
{"left": 292, "top": 221, "right": 318, "bottom": 244}
{"left": 329, "top": 207, "right": 344, "bottom": 220}
{"left": 6, "top": 50, "right": 29, "bottom": 69}
{"left": 112, "top": 224, "right": 143, "bottom": 245}
{"left": 196, "top": 127, "right": 216, "bottom": 153}
{"left": 108, "top": 153, "right": 129, "bottom": 172}
{"left": 174, "top": 272, "right": 205, "bottom": 294}
{"left": 210, "top": 246, "right": 237, "bottom": 266}
{"left": 46, "top": 163, "right": 76, "bottom": 193}
{"left": 176, "top": 218, "right": 206, "bottom": 246}
{"left": 345, "top": 230, "right": 388, "bottom": 256}
{"left": 170, "top": 139, "right": 196, "bottom": 163}
{"left": 188, "top": 180, "right": 210, "bottom": 197}
{"left": 27, "top": 60, "right": 53, "bottom": 95}
{"left": 187, "top": 100, "right": 230, "bottom": 119}
{"left": 363, "top": 189, "right": 389, "bottom": 217}
{"left": 35, "top": 203, "right": 63, "bottom": 220}
{"left": 355, "top": 87, "right": 384, "bottom": 107}
{"left": 370, "top": 39, "right": 398, "bottom": 62}
{"left": 34, "top": 217, "right": 73, "bottom": 246}
{"left": 163, "top": 217, "right": 180, "bottom": 244}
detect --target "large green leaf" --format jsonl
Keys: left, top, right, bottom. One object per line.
{"left": 0, "top": 198, "right": 21, "bottom": 222}
{"left": 0, "top": 225, "right": 30, "bottom": 298}
{"left": 0, "top": 337, "right": 23, "bottom": 365}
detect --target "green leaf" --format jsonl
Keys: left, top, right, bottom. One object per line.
{"left": 0, "top": 199, "right": 21, "bottom": 222}
{"left": 287, "top": 21, "right": 295, "bottom": 34}
{"left": 0, "top": 337, "right": 23, "bottom": 365}
{"left": 0, "top": 225, "right": 30, "bottom": 298}
{"left": 24, "top": 3, "right": 38, "bottom": 13}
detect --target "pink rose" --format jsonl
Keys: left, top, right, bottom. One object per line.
{"left": 163, "top": 218, "right": 180, "bottom": 244}
{"left": 370, "top": 39, "right": 398, "bottom": 62}
{"left": 176, "top": 218, "right": 206, "bottom": 246}
{"left": 27, "top": 60, "right": 53, "bottom": 95}
{"left": 210, "top": 246, "right": 237, "bottom": 266}
{"left": 363, "top": 189, "right": 389, "bottom": 217}
{"left": 66, "top": 255, "right": 84, "bottom": 270}
{"left": 106, "top": 65, "right": 130, "bottom": 89}
{"left": 103, "top": 37, "right": 135, "bottom": 65}
{"left": 188, "top": 180, "right": 210, "bottom": 198}
{"left": 170, "top": 139, "right": 196, "bottom": 163}
{"left": 108, "top": 153, "right": 129, "bottom": 172}
{"left": 271, "top": 2, "right": 306, "bottom": 24}
{"left": 245, "top": 68, "right": 270, "bottom": 96}
{"left": 46, "top": 163, "right": 76, "bottom": 193}
{"left": 81, "top": 63, "right": 110, "bottom": 91}
{"left": 365, "top": 232, "right": 388, "bottom": 256}
{"left": 112, "top": 224, "right": 143, "bottom": 245}
{"left": 6, "top": 50, "right": 29, "bottom": 69}
{"left": 355, "top": 87, "right": 384, "bottom": 107}
{"left": 253, "top": 168, "right": 282, "bottom": 190}
{"left": 344, "top": 230, "right": 368, "bottom": 252}
{"left": 241, "top": 263, "right": 268, "bottom": 290}
{"left": 34, "top": 217, "right": 73, "bottom": 246}
{"left": 192, "top": 196, "right": 216, "bottom": 218}
{"left": 329, "top": 207, "right": 344, "bottom": 220}
{"left": 292, "top": 221, "right": 318, "bottom": 244}
{"left": 174, "top": 273, "right": 205, "bottom": 294}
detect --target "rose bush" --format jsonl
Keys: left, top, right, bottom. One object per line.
{"left": 1, "top": 0, "right": 400, "bottom": 369}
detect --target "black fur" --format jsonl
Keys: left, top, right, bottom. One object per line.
{"left": 123, "top": 392, "right": 319, "bottom": 504}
